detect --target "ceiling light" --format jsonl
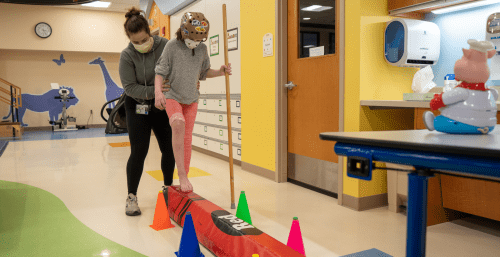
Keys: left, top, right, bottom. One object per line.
{"left": 303, "top": 17, "right": 311, "bottom": 20}
{"left": 302, "top": 5, "right": 322, "bottom": 11}
{"left": 301, "top": 5, "right": 333, "bottom": 12}
{"left": 312, "top": 6, "right": 333, "bottom": 11}
{"left": 81, "top": 1, "right": 111, "bottom": 8}
{"left": 431, "top": 0, "right": 500, "bottom": 14}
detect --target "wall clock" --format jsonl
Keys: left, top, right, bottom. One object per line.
{"left": 35, "top": 22, "right": 52, "bottom": 38}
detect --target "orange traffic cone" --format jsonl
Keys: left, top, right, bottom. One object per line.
{"left": 150, "top": 191, "right": 175, "bottom": 231}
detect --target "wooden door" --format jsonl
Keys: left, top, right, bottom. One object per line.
{"left": 287, "top": 0, "right": 340, "bottom": 194}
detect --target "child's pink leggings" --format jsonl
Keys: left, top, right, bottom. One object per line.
{"left": 164, "top": 99, "right": 198, "bottom": 175}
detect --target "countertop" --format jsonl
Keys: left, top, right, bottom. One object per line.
{"left": 361, "top": 100, "right": 500, "bottom": 110}
{"left": 362, "top": 86, "right": 500, "bottom": 110}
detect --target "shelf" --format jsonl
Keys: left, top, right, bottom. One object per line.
{"left": 199, "top": 94, "right": 241, "bottom": 100}
{"left": 194, "top": 121, "right": 241, "bottom": 132}
{"left": 361, "top": 100, "right": 430, "bottom": 109}
{"left": 197, "top": 109, "right": 241, "bottom": 115}
{"left": 193, "top": 133, "right": 241, "bottom": 148}
{"left": 388, "top": 0, "right": 479, "bottom": 18}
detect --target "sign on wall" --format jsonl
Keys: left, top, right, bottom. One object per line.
{"left": 228, "top": 28, "right": 238, "bottom": 51}
{"left": 263, "top": 33, "right": 273, "bottom": 57}
{"left": 309, "top": 46, "right": 325, "bottom": 57}
{"left": 210, "top": 35, "right": 219, "bottom": 56}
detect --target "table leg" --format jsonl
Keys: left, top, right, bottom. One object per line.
{"left": 406, "top": 170, "right": 432, "bottom": 257}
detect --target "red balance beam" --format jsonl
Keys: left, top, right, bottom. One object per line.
{"left": 165, "top": 186, "right": 305, "bottom": 257}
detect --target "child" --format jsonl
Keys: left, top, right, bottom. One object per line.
{"left": 154, "top": 12, "right": 231, "bottom": 192}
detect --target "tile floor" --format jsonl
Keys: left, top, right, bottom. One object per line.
{"left": 1, "top": 129, "right": 499, "bottom": 256}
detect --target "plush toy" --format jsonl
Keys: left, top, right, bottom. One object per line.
{"left": 424, "top": 39, "right": 498, "bottom": 134}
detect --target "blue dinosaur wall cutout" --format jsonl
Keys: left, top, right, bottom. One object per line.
{"left": 2, "top": 86, "right": 79, "bottom": 127}
{"left": 89, "top": 57, "right": 124, "bottom": 108}
{"left": 2, "top": 56, "right": 122, "bottom": 127}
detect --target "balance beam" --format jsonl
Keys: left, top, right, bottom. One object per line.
{"left": 165, "top": 186, "right": 305, "bottom": 257}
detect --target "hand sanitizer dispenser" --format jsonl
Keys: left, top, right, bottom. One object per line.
{"left": 385, "top": 18, "right": 441, "bottom": 68}
{"left": 486, "top": 13, "right": 500, "bottom": 80}
{"left": 443, "top": 74, "right": 457, "bottom": 92}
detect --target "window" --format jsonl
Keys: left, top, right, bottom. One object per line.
{"left": 299, "top": 0, "right": 336, "bottom": 58}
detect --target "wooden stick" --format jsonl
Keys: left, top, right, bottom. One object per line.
{"left": 222, "top": 4, "right": 236, "bottom": 209}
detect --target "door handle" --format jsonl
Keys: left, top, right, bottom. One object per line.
{"left": 284, "top": 81, "right": 297, "bottom": 90}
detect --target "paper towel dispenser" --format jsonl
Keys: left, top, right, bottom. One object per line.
{"left": 384, "top": 18, "right": 441, "bottom": 68}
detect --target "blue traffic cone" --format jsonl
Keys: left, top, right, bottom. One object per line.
{"left": 175, "top": 211, "right": 204, "bottom": 257}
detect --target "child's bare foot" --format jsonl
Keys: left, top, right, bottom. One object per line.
{"left": 179, "top": 176, "right": 193, "bottom": 192}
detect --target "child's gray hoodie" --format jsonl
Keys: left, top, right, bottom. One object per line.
{"left": 119, "top": 35, "right": 167, "bottom": 104}
{"left": 155, "top": 39, "right": 211, "bottom": 105}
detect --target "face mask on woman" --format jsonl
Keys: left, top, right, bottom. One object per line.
{"left": 185, "top": 38, "right": 201, "bottom": 49}
{"left": 133, "top": 37, "right": 154, "bottom": 53}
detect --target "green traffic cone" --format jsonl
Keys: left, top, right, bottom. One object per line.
{"left": 236, "top": 191, "right": 252, "bottom": 225}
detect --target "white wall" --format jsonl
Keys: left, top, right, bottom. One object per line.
{"left": 169, "top": 0, "right": 241, "bottom": 95}
{"left": 167, "top": 0, "right": 242, "bottom": 161}
{"left": 425, "top": 3, "right": 500, "bottom": 87}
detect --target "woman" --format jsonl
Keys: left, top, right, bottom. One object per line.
{"left": 154, "top": 12, "right": 231, "bottom": 192}
{"left": 119, "top": 7, "right": 199, "bottom": 216}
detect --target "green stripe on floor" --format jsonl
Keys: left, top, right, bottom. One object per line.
{"left": 0, "top": 180, "right": 146, "bottom": 257}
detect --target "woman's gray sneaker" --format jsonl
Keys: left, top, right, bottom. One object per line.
{"left": 126, "top": 193, "right": 141, "bottom": 216}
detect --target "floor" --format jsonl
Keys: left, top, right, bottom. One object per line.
{"left": 1, "top": 129, "right": 500, "bottom": 256}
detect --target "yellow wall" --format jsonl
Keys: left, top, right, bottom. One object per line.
{"left": 163, "top": 15, "right": 170, "bottom": 39}
{"left": 343, "top": 0, "right": 362, "bottom": 197}
{"left": 359, "top": 1, "right": 417, "bottom": 102}
{"left": 343, "top": 0, "right": 419, "bottom": 198}
{"left": 240, "top": 0, "right": 276, "bottom": 172}
{"left": 0, "top": 3, "right": 129, "bottom": 53}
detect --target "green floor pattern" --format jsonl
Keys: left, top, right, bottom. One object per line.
{"left": 0, "top": 180, "right": 146, "bottom": 256}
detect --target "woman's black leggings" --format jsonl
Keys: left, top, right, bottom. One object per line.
{"left": 124, "top": 95, "right": 176, "bottom": 195}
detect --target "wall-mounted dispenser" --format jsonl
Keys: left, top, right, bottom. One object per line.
{"left": 384, "top": 18, "right": 441, "bottom": 68}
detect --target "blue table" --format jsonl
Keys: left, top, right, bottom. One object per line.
{"left": 319, "top": 126, "right": 500, "bottom": 257}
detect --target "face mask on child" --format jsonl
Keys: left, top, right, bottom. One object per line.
{"left": 133, "top": 37, "right": 154, "bottom": 53}
{"left": 185, "top": 39, "right": 201, "bottom": 49}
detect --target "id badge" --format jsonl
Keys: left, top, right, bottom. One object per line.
{"left": 136, "top": 104, "right": 150, "bottom": 115}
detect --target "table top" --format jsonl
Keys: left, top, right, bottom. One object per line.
{"left": 319, "top": 126, "right": 500, "bottom": 159}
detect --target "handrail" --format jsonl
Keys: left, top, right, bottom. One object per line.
{"left": 0, "top": 77, "right": 22, "bottom": 132}
{"left": 0, "top": 78, "right": 23, "bottom": 138}
{"left": 0, "top": 96, "right": 11, "bottom": 105}
{"left": 0, "top": 77, "right": 22, "bottom": 109}
{"left": 0, "top": 77, "right": 21, "bottom": 90}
